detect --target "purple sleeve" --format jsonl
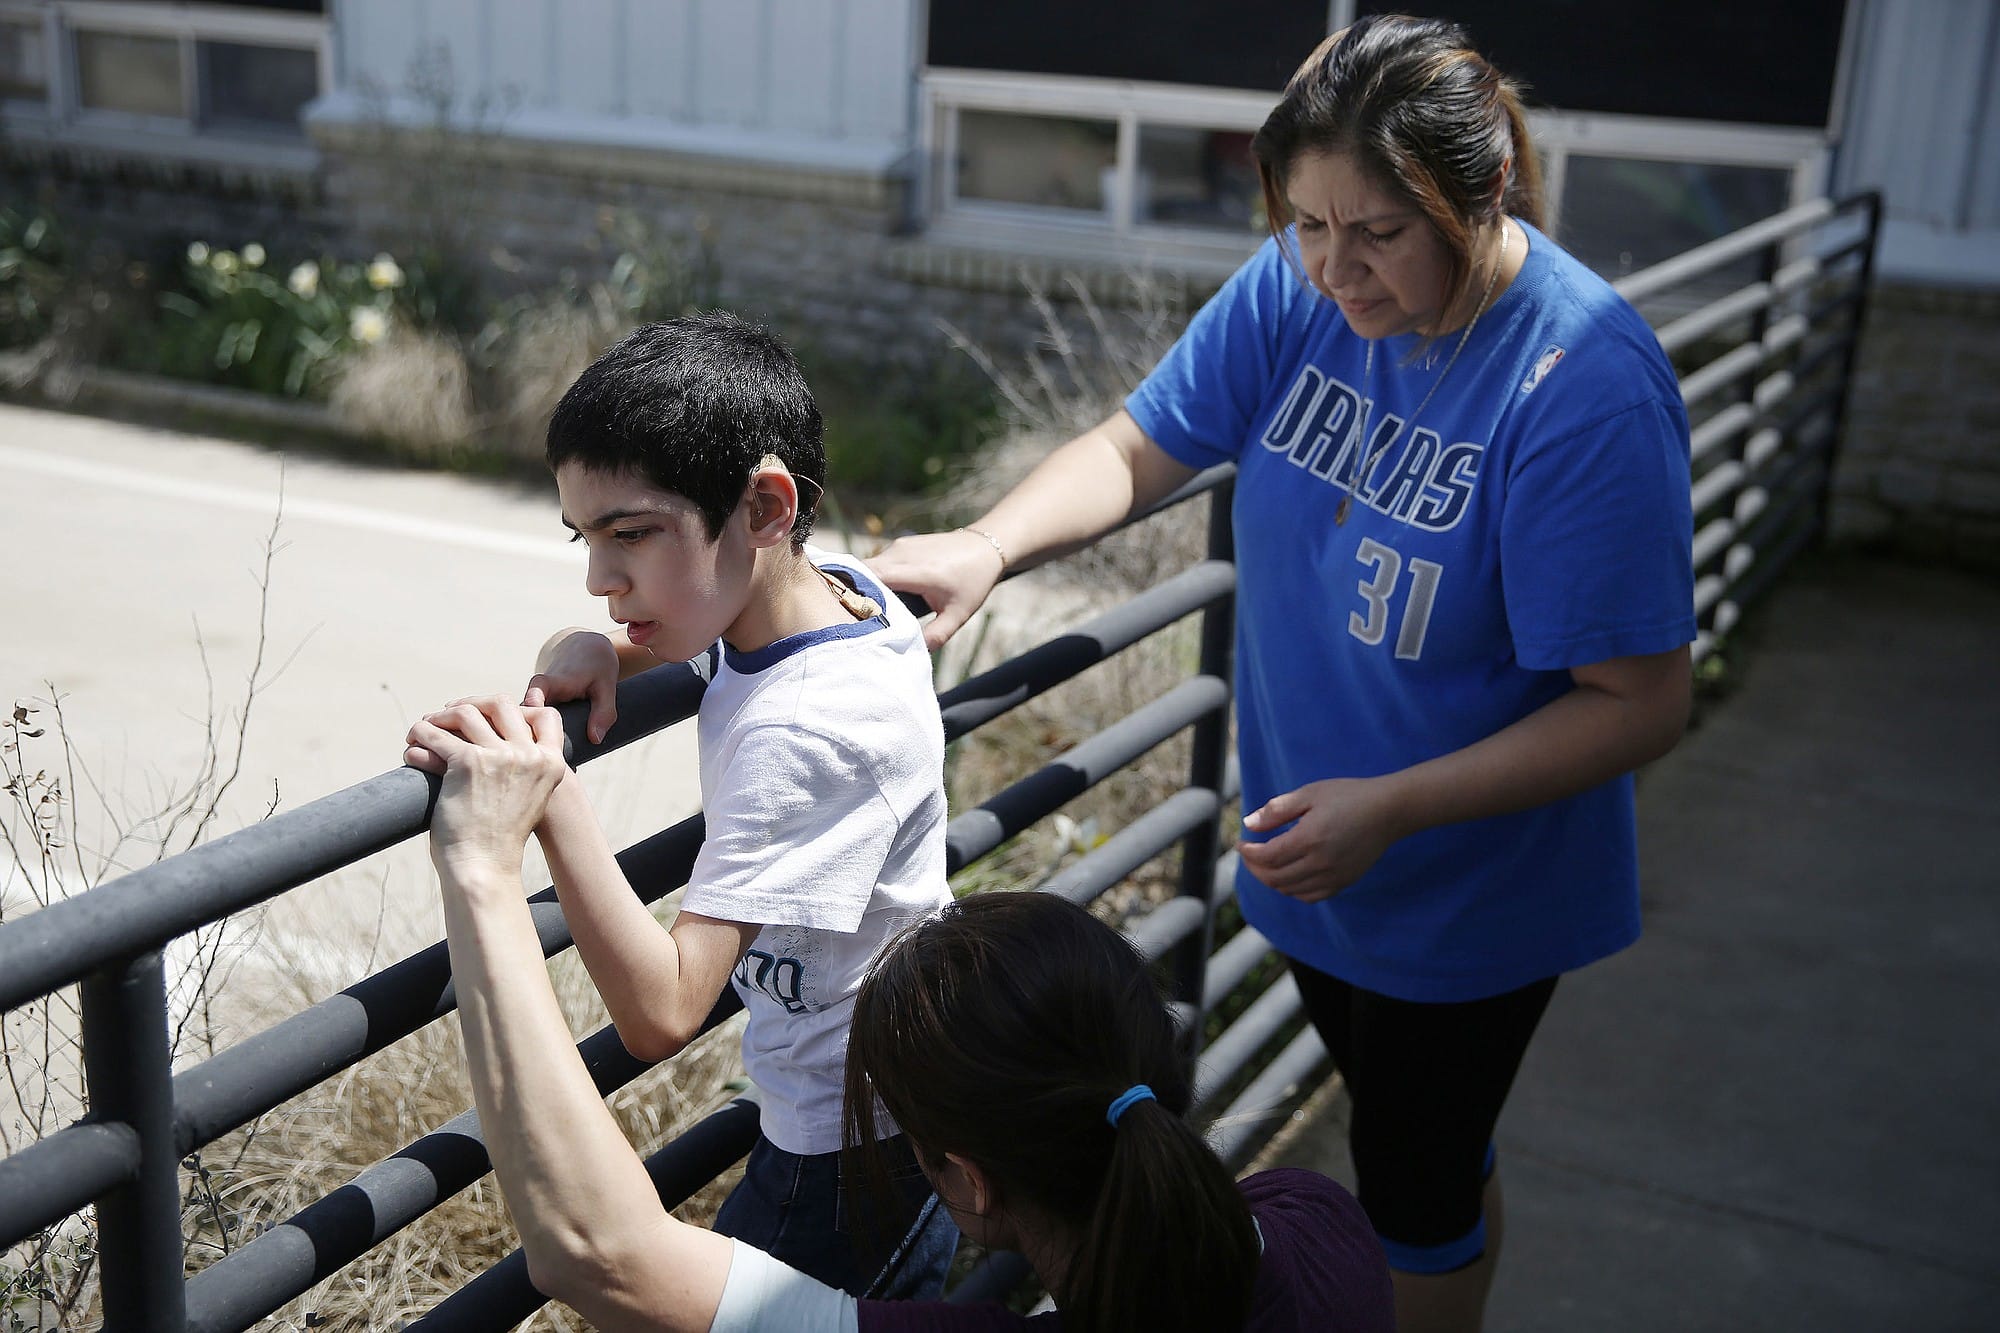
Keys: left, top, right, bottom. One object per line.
{"left": 861, "top": 1171, "right": 1391, "bottom": 1332}
{"left": 1239, "top": 1169, "right": 1396, "bottom": 1333}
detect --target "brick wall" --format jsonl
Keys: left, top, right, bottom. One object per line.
{"left": 2, "top": 146, "right": 338, "bottom": 272}
{"left": 1835, "top": 283, "right": 2000, "bottom": 572}
{"left": 311, "top": 121, "right": 1143, "bottom": 378}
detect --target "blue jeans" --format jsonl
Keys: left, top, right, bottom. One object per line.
{"left": 712, "top": 1133, "right": 958, "bottom": 1299}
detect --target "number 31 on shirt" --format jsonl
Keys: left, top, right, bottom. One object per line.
{"left": 1349, "top": 537, "right": 1441, "bottom": 661}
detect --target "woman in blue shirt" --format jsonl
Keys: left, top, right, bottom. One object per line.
{"left": 874, "top": 16, "right": 1695, "bottom": 1332}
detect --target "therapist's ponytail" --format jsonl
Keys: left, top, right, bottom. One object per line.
{"left": 846, "top": 892, "right": 1259, "bottom": 1333}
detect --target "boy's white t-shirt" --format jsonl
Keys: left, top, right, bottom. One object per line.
{"left": 679, "top": 550, "right": 951, "bottom": 1156}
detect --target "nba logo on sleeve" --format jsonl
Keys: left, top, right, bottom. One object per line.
{"left": 1521, "top": 345, "right": 1565, "bottom": 395}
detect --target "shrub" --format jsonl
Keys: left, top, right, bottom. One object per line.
{"left": 807, "top": 347, "right": 1000, "bottom": 506}
{"left": 147, "top": 243, "right": 413, "bottom": 400}
{"left": 0, "top": 208, "right": 66, "bottom": 352}
{"left": 460, "top": 210, "right": 723, "bottom": 465}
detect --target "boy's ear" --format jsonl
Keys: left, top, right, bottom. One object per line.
{"left": 742, "top": 465, "right": 799, "bottom": 549}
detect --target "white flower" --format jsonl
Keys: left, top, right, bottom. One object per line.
{"left": 287, "top": 261, "right": 320, "bottom": 298}
{"left": 366, "top": 253, "right": 405, "bottom": 290}
{"left": 241, "top": 243, "right": 266, "bottom": 269}
{"left": 210, "top": 250, "right": 239, "bottom": 275}
{"left": 349, "top": 306, "right": 389, "bottom": 345}
{"left": 186, "top": 241, "right": 209, "bottom": 265}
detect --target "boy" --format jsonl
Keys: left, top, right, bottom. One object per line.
{"left": 413, "top": 314, "right": 957, "bottom": 1298}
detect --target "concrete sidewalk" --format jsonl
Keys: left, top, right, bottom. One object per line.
{"left": 1270, "top": 552, "right": 2000, "bottom": 1331}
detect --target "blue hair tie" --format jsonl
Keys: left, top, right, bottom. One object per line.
{"left": 1105, "top": 1084, "right": 1156, "bottom": 1127}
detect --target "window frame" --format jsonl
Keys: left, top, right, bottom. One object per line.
{"left": 0, "top": 0, "right": 329, "bottom": 168}
{"left": 920, "top": 66, "right": 1833, "bottom": 281}
{"left": 921, "top": 67, "right": 1278, "bottom": 275}
{"left": 1530, "top": 109, "right": 1832, "bottom": 245}
{"left": 0, "top": 4, "right": 56, "bottom": 111}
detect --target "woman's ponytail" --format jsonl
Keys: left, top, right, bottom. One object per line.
{"left": 848, "top": 892, "right": 1266, "bottom": 1332}
{"left": 1064, "top": 1098, "right": 1260, "bottom": 1333}
{"left": 1496, "top": 79, "right": 1546, "bottom": 229}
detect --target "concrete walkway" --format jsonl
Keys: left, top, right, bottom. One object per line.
{"left": 1270, "top": 551, "right": 2000, "bottom": 1331}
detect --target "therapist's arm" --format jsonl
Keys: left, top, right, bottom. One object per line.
{"left": 869, "top": 409, "right": 1195, "bottom": 648}
{"left": 413, "top": 700, "right": 734, "bottom": 1332}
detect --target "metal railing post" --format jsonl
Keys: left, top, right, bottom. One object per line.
{"left": 1817, "top": 190, "right": 1884, "bottom": 541}
{"left": 80, "top": 951, "right": 188, "bottom": 1331}
{"left": 1700, "top": 235, "right": 1784, "bottom": 642}
{"left": 1168, "top": 477, "right": 1236, "bottom": 1057}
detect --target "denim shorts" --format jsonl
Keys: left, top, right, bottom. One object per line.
{"left": 711, "top": 1132, "right": 959, "bottom": 1299}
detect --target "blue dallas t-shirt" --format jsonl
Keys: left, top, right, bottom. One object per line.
{"left": 1128, "top": 221, "right": 1694, "bottom": 1002}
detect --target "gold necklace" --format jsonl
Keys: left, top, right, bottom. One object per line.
{"left": 1336, "top": 221, "right": 1510, "bottom": 526}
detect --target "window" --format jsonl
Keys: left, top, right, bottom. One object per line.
{"left": 957, "top": 110, "right": 1117, "bottom": 215}
{"left": 1135, "top": 126, "right": 1260, "bottom": 232}
{"left": 1531, "top": 112, "right": 1828, "bottom": 294}
{"left": 0, "top": 14, "right": 46, "bottom": 103}
{"left": 75, "top": 31, "right": 182, "bottom": 119}
{"left": 923, "top": 12, "right": 1839, "bottom": 281}
{"left": 923, "top": 70, "right": 1276, "bottom": 271}
{"left": 2, "top": 2, "right": 328, "bottom": 150}
{"left": 198, "top": 39, "right": 319, "bottom": 133}
{"left": 1557, "top": 156, "right": 1796, "bottom": 281}
{"left": 1333, "top": 2, "right": 1843, "bottom": 288}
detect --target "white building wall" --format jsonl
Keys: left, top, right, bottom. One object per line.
{"left": 1835, "top": 0, "right": 2000, "bottom": 286}
{"left": 323, "top": 0, "right": 918, "bottom": 176}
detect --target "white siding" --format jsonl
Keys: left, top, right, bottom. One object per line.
{"left": 487, "top": 0, "right": 557, "bottom": 111}
{"left": 1969, "top": 25, "right": 2000, "bottom": 229}
{"left": 769, "top": 0, "right": 842, "bottom": 138}
{"left": 1838, "top": 0, "right": 2000, "bottom": 230}
{"left": 837, "top": 0, "right": 912, "bottom": 142}
{"left": 340, "top": 0, "right": 423, "bottom": 98}
{"left": 425, "top": 0, "right": 490, "bottom": 102}
{"left": 692, "top": 0, "right": 763, "bottom": 127}
{"left": 553, "top": 0, "right": 625, "bottom": 118}
{"left": 330, "top": 0, "right": 913, "bottom": 169}
{"left": 1834, "top": 0, "right": 2000, "bottom": 284}
{"left": 627, "top": 0, "right": 699, "bottom": 123}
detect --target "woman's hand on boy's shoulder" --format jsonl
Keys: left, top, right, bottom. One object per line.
{"left": 869, "top": 529, "right": 1005, "bottom": 651}
{"left": 526, "top": 628, "right": 623, "bottom": 744}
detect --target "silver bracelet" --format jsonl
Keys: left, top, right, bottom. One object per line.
{"left": 960, "top": 525, "right": 1009, "bottom": 573}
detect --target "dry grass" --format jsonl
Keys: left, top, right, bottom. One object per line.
{"left": 327, "top": 326, "right": 476, "bottom": 456}
{"left": 3, "top": 502, "right": 299, "bottom": 1327}
{"left": 931, "top": 267, "right": 1205, "bottom": 606}
{"left": 471, "top": 286, "right": 638, "bottom": 464}
{"left": 922, "top": 269, "right": 1226, "bottom": 922}
{"left": 324, "top": 280, "right": 667, "bottom": 468}
{"left": 202, "top": 931, "right": 745, "bottom": 1331}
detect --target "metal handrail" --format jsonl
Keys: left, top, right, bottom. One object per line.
{"left": 0, "top": 664, "right": 709, "bottom": 1013}
{"left": 1613, "top": 190, "right": 1883, "bottom": 663}
{"left": 0, "top": 465, "right": 1269, "bottom": 1330}
{"left": 0, "top": 188, "right": 1885, "bottom": 1326}
{"left": 1614, "top": 196, "right": 1837, "bottom": 304}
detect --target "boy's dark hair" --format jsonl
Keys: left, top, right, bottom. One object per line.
{"left": 546, "top": 312, "right": 826, "bottom": 548}
{"left": 845, "top": 891, "right": 1260, "bottom": 1333}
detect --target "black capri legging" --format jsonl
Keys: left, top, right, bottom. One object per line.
{"left": 1290, "top": 959, "right": 1557, "bottom": 1270}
